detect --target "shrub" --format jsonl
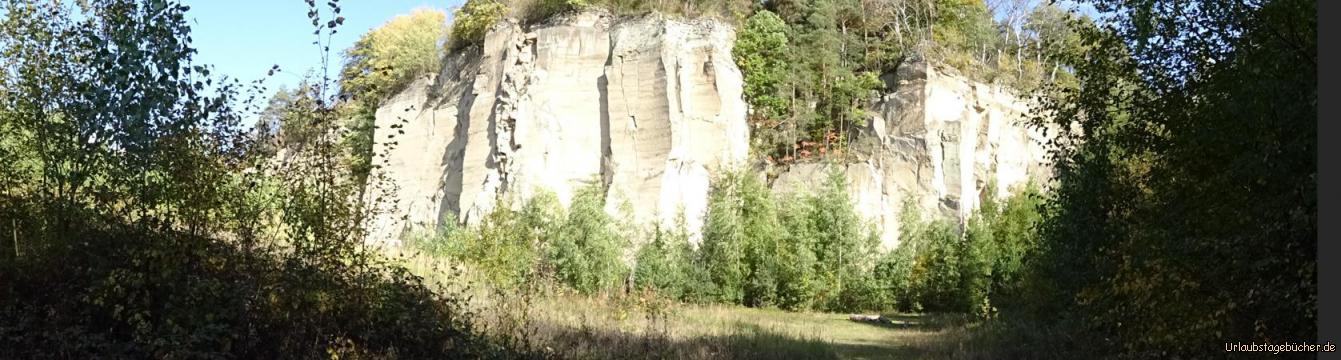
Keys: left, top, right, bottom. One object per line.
{"left": 521, "top": 0, "right": 588, "bottom": 23}
{"left": 430, "top": 192, "right": 564, "bottom": 289}
{"left": 547, "top": 183, "right": 628, "bottom": 295}
{"left": 881, "top": 183, "right": 1044, "bottom": 315}
{"left": 699, "top": 171, "right": 751, "bottom": 304}
{"left": 450, "top": 0, "right": 509, "bottom": 49}
{"left": 0, "top": 222, "right": 524, "bottom": 359}
{"left": 632, "top": 213, "right": 703, "bottom": 301}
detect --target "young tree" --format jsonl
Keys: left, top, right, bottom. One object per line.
{"left": 340, "top": 8, "right": 448, "bottom": 188}
{"left": 1024, "top": 0, "right": 1315, "bottom": 354}
{"left": 549, "top": 183, "right": 629, "bottom": 294}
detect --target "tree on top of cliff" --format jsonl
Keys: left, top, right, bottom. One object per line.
{"left": 451, "top": 0, "right": 509, "bottom": 49}
{"left": 340, "top": 7, "right": 448, "bottom": 189}
{"left": 734, "top": 10, "right": 793, "bottom": 155}
{"left": 342, "top": 8, "right": 448, "bottom": 100}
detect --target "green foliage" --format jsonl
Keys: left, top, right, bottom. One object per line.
{"left": 699, "top": 173, "right": 747, "bottom": 303}
{"left": 930, "top": 0, "right": 996, "bottom": 55}
{"left": 451, "top": 0, "right": 508, "bottom": 49}
{"left": 418, "top": 184, "right": 631, "bottom": 297}
{"left": 339, "top": 8, "right": 448, "bottom": 185}
{"left": 1020, "top": 3, "right": 1086, "bottom": 89}
{"left": 0, "top": 0, "right": 536, "bottom": 357}
{"left": 521, "top": 0, "right": 588, "bottom": 23}
{"left": 734, "top": 10, "right": 791, "bottom": 138}
{"left": 771, "top": 196, "right": 822, "bottom": 311}
{"left": 1018, "top": 0, "right": 1316, "bottom": 355}
{"left": 875, "top": 185, "right": 1044, "bottom": 316}
{"left": 789, "top": 170, "right": 879, "bottom": 311}
{"left": 632, "top": 213, "right": 706, "bottom": 302}
{"left": 700, "top": 167, "right": 882, "bottom": 312}
{"left": 548, "top": 183, "right": 629, "bottom": 295}
{"left": 904, "top": 218, "right": 966, "bottom": 312}
{"left": 423, "top": 193, "right": 563, "bottom": 289}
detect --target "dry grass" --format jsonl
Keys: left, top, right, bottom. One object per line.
{"left": 387, "top": 248, "right": 977, "bottom": 359}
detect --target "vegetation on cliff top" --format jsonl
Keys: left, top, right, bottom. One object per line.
{"left": 443, "top": 0, "right": 1090, "bottom": 162}
{"left": 0, "top": 0, "right": 1316, "bottom": 358}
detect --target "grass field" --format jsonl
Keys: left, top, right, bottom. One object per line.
{"left": 394, "top": 250, "right": 981, "bottom": 360}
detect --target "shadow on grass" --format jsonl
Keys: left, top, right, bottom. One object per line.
{"left": 518, "top": 319, "right": 842, "bottom": 360}
{"left": 846, "top": 312, "right": 970, "bottom": 332}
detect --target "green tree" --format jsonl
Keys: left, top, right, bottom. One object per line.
{"left": 774, "top": 195, "right": 821, "bottom": 310}
{"left": 700, "top": 170, "right": 751, "bottom": 303}
{"left": 1022, "top": 0, "right": 1316, "bottom": 355}
{"left": 549, "top": 182, "right": 629, "bottom": 294}
{"left": 0, "top": 1, "right": 518, "bottom": 357}
{"left": 340, "top": 8, "right": 448, "bottom": 188}
{"left": 450, "top": 0, "right": 508, "bottom": 49}
{"left": 799, "top": 169, "right": 876, "bottom": 311}
{"left": 734, "top": 10, "right": 793, "bottom": 155}
{"left": 632, "top": 212, "right": 703, "bottom": 301}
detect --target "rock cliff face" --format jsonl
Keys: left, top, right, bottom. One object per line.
{"left": 365, "top": 11, "right": 1050, "bottom": 250}
{"left": 365, "top": 12, "right": 749, "bottom": 245}
{"left": 771, "top": 62, "right": 1051, "bottom": 250}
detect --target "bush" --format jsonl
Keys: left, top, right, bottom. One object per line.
{"left": 699, "top": 166, "right": 883, "bottom": 312}
{"left": 547, "top": 183, "right": 629, "bottom": 295}
{"left": 418, "top": 192, "right": 563, "bottom": 289}
{"left": 450, "top": 0, "right": 509, "bottom": 49}
{"left": 419, "top": 184, "right": 631, "bottom": 297}
{"left": 632, "top": 213, "right": 705, "bottom": 302}
{"left": 880, "top": 183, "right": 1044, "bottom": 315}
{"left": 0, "top": 222, "right": 520, "bottom": 359}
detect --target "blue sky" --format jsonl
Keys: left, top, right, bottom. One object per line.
{"left": 182, "top": 0, "right": 1097, "bottom": 89}
{"left": 182, "top": 0, "right": 463, "bottom": 93}
{"left": 179, "top": 0, "right": 1100, "bottom": 123}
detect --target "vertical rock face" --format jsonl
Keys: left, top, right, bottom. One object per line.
{"left": 364, "top": 11, "right": 1050, "bottom": 250}
{"left": 772, "top": 62, "right": 1052, "bottom": 251}
{"left": 365, "top": 12, "right": 749, "bottom": 245}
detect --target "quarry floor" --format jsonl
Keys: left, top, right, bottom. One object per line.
{"left": 395, "top": 250, "right": 974, "bottom": 359}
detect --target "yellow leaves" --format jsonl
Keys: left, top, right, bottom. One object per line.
{"left": 346, "top": 7, "right": 447, "bottom": 99}
{"left": 450, "top": 0, "right": 508, "bottom": 49}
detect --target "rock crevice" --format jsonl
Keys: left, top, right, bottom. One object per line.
{"left": 366, "top": 13, "right": 748, "bottom": 245}
{"left": 366, "top": 12, "right": 1050, "bottom": 251}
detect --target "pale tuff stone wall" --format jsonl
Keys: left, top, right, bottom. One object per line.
{"left": 772, "top": 62, "right": 1051, "bottom": 251}
{"left": 365, "top": 12, "right": 748, "bottom": 246}
{"left": 365, "top": 11, "right": 1050, "bottom": 251}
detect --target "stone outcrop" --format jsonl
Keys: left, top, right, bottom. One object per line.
{"left": 365, "top": 12, "right": 748, "bottom": 245}
{"left": 772, "top": 62, "right": 1051, "bottom": 250}
{"left": 365, "top": 11, "right": 1050, "bottom": 251}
